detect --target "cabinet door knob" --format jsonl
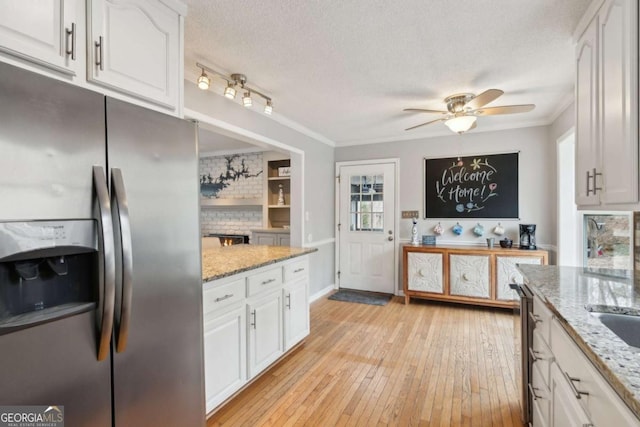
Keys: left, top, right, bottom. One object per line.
{"left": 388, "top": 236, "right": 394, "bottom": 241}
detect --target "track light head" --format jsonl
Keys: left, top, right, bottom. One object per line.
{"left": 224, "top": 82, "right": 237, "bottom": 99}
{"left": 243, "top": 91, "right": 252, "bottom": 107}
{"left": 264, "top": 100, "right": 273, "bottom": 115}
{"left": 197, "top": 69, "right": 210, "bottom": 90}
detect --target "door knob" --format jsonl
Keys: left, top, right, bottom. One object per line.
{"left": 388, "top": 236, "right": 394, "bottom": 241}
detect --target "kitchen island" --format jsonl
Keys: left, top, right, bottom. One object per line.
{"left": 201, "top": 244, "right": 316, "bottom": 415}
{"left": 519, "top": 265, "right": 640, "bottom": 425}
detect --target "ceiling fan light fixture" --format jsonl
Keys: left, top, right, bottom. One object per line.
{"left": 445, "top": 116, "right": 477, "bottom": 134}
{"left": 197, "top": 69, "right": 210, "bottom": 90}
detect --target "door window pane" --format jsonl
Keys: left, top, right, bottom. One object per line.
{"left": 349, "top": 174, "right": 384, "bottom": 232}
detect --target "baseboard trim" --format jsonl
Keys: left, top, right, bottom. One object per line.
{"left": 310, "top": 285, "right": 336, "bottom": 302}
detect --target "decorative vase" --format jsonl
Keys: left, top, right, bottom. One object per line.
{"left": 278, "top": 184, "right": 285, "bottom": 206}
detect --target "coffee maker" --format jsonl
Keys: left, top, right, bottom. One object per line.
{"left": 519, "top": 224, "right": 537, "bottom": 249}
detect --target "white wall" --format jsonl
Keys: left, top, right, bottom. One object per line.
{"left": 185, "top": 82, "right": 336, "bottom": 296}
{"left": 335, "top": 126, "right": 557, "bottom": 252}
{"left": 549, "top": 102, "right": 576, "bottom": 265}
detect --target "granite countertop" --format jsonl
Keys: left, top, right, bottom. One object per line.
{"left": 518, "top": 265, "right": 640, "bottom": 418}
{"left": 202, "top": 244, "right": 317, "bottom": 282}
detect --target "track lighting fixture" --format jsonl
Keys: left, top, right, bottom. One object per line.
{"left": 196, "top": 62, "right": 273, "bottom": 114}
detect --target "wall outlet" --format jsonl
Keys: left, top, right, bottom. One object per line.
{"left": 401, "top": 210, "right": 419, "bottom": 219}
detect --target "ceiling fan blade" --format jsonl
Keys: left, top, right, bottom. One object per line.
{"left": 403, "top": 108, "right": 448, "bottom": 114}
{"left": 465, "top": 89, "right": 504, "bottom": 110}
{"left": 405, "top": 117, "right": 447, "bottom": 131}
{"left": 473, "top": 104, "right": 536, "bottom": 116}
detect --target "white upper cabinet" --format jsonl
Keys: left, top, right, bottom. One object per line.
{"left": 0, "top": 0, "right": 185, "bottom": 115}
{"left": 598, "top": 0, "right": 638, "bottom": 205}
{"left": 575, "top": 15, "right": 599, "bottom": 206}
{"left": 0, "top": 0, "right": 82, "bottom": 76}
{"left": 87, "top": 0, "right": 183, "bottom": 111}
{"left": 574, "top": 0, "right": 638, "bottom": 207}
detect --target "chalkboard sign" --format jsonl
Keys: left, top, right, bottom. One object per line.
{"left": 424, "top": 152, "right": 519, "bottom": 219}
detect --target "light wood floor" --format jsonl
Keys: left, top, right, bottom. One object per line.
{"left": 207, "top": 295, "right": 524, "bottom": 427}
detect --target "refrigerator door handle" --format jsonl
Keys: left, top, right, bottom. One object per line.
{"left": 93, "top": 166, "right": 116, "bottom": 361}
{"left": 111, "top": 168, "right": 133, "bottom": 353}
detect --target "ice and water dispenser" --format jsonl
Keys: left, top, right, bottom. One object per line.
{"left": 0, "top": 220, "right": 98, "bottom": 334}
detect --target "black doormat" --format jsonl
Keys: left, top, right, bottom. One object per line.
{"left": 328, "top": 289, "right": 392, "bottom": 306}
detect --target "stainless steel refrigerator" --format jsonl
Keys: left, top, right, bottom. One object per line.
{"left": 0, "top": 62, "right": 205, "bottom": 426}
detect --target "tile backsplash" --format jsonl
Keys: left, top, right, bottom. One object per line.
{"left": 200, "top": 209, "right": 263, "bottom": 237}
{"left": 200, "top": 152, "right": 264, "bottom": 236}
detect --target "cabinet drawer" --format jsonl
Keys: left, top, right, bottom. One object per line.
{"left": 203, "top": 278, "right": 245, "bottom": 316}
{"left": 532, "top": 295, "right": 553, "bottom": 348}
{"left": 284, "top": 258, "right": 308, "bottom": 283}
{"left": 531, "top": 362, "right": 550, "bottom": 425}
{"left": 247, "top": 267, "right": 283, "bottom": 297}
{"left": 531, "top": 329, "right": 554, "bottom": 389}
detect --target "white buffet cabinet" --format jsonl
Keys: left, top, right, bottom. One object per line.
{"left": 203, "top": 255, "right": 310, "bottom": 414}
{"left": 530, "top": 295, "right": 640, "bottom": 427}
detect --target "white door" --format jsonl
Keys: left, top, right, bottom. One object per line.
{"left": 338, "top": 162, "right": 396, "bottom": 294}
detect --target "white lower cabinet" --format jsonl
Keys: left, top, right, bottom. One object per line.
{"left": 204, "top": 305, "right": 246, "bottom": 413}
{"left": 284, "top": 279, "right": 309, "bottom": 350}
{"left": 247, "top": 290, "right": 283, "bottom": 377}
{"left": 251, "top": 230, "right": 291, "bottom": 246}
{"left": 549, "top": 362, "right": 592, "bottom": 427}
{"left": 203, "top": 255, "right": 310, "bottom": 414}
{"left": 531, "top": 306, "right": 640, "bottom": 427}
{"left": 531, "top": 363, "right": 551, "bottom": 427}
{"left": 549, "top": 318, "right": 640, "bottom": 427}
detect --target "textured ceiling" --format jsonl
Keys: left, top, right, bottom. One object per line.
{"left": 184, "top": 0, "right": 590, "bottom": 146}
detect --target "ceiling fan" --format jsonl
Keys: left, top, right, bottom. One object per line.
{"left": 404, "top": 89, "right": 535, "bottom": 134}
